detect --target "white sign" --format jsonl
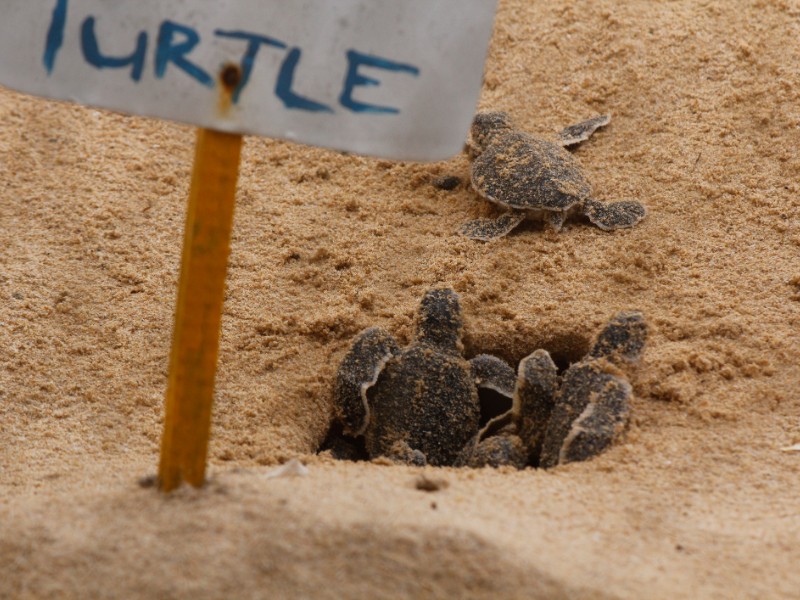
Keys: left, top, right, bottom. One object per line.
{"left": 0, "top": 0, "right": 497, "bottom": 160}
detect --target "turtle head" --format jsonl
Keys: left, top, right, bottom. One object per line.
{"left": 470, "top": 111, "right": 514, "bottom": 155}
{"left": 416, "top": 288, "right": 463, "bottom": 354}
{"left": 588, "top": 311, "right": 648, "bottom": 364}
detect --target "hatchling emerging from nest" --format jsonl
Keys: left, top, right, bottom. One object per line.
{"left": 333, "top": 288, "right": 517, "bottom": 467}
{"left": 461, "top": 112, "right": 647, "bottom": 241}
{"left": 459, "top": 311, "right": 648, "bottom": 469}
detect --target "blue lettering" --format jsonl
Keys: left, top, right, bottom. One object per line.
{"left": 339, "top": 50, "right": 420, "bottom": 114}
{"left": 81, "top": 17, "right": 147, "bottom": 82}
{"left": 214, "top": 30, "right": 286, "bottom": 103}
{"left": 276, "top": 48, "right": 333, "bottom": 113}
{"left": 155, "top": 21, "right": 213, "bottom": 87}
{"left": 44, "top": 0, "right": 68, "bottom": 74}
{"left": 45, "top": 11, "right": 423, "bottom": 117}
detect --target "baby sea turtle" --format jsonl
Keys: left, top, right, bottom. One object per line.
{"left": 460, "top": 311, "right": 647, "bottom": 468}
{"left": 333, "top": 288, "right": 516, "bottom": 466}
{"left": 461, "top": 112, "right": 647, "bottom": 241}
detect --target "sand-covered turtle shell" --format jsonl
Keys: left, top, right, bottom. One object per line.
{"left": 471, "top": 131, "right": 592, "bottom": 212}
{"left": 365, "top": 344, "right": 480, "bottom": 467}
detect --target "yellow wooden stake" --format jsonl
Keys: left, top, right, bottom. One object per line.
{"left": 158, "top": 127, "right": 243, "bottom": 492}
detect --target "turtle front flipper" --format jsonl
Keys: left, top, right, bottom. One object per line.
{"left": 459, "top": 211, "right": 526, "bottom": 241}
{"left": 470, "top": 354, "right": 517, "bottom": 399}
{"left": 334, "top": 327, "right": 400, "bottom": 436}
{"left": 514, "top": 349, "right": 559, "bottom": 464}
{"left": 539, "top": 362, "right": 631, "bottom": 468}
{"left": 553, "top": 375, "right": 631, "bottom": 466}
{"left": 582, "top": 198, "right": 646, "bottom": 231}
{"left": 556, "top": 115, "right": 611, "bottom": 147}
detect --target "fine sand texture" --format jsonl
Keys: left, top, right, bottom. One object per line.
{"left": 2, "top": 1, "right": 800, "bottom": 598}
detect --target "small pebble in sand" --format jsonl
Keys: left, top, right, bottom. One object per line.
{"left": 415, "top": 475, "right": 449, "bottom": 492}
{"left": 431, "top": 175, "right": 462, "bottom": 191}
{"left": 138, "top": 474, "right": 158, "bottom": 488}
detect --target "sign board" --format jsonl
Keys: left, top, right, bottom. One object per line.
{"left": 0, "top": 0, "right": 498, "bottom": 160}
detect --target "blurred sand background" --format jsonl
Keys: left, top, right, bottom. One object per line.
{"left": 1, "top": 1, "right": 800, "bottom": 598}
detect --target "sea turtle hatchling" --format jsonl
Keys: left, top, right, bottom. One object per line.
{"left": 460, "top": 311, "right": 647, "bottom": 468}
{"left": 333, "top": 288, "right": 517, "bottom": 466}
{"left": 461, "top": 112, "right": 647, "bottom": 241}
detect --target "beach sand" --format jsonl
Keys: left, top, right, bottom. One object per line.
{"left": 2, "top": 1, "right": 799, "bottom": 598}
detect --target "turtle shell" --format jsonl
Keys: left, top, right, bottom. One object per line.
{"left": 471, "top": 132, "right": 591, "bottom": 211}
{"left": 365, "top": 345, "right": 480, "bottom": 467}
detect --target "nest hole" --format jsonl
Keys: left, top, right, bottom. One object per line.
{"left": 469, "top": 330, "right": 591, "bottom": 376}
{"left": 319, "top": 422, "right": 369, "bottom": 462}
{"left": 478, "top": 387, "right": 512, "bottom": 428}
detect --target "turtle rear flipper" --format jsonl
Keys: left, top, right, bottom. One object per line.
{"left": 583, "top": 198, "right": 646, "bottom": 231}
{"left": 556, "top": 114, "right": 611, "bottom": 147}
{"left": 459, "top": 211, "right": 526, "bottom": 241}
{"left": 333, "top": 327, "right": 400, "bottom": 436}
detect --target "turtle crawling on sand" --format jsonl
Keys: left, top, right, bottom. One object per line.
{"left": 459, "top": 311, "right": 648, "bottom": 468}
{"left": 461, "top": 112, "right": 647, "bottom": 241}
{"left": 333, "top": 288, "right": 517, "bottom": 466}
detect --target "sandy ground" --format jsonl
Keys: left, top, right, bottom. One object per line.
{"left": 2, "top": 0, "right": 800, "bottom": 598}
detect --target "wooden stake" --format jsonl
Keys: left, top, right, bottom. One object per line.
{"left": 158, "top": 128, "right": 243, "bottom": 492}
